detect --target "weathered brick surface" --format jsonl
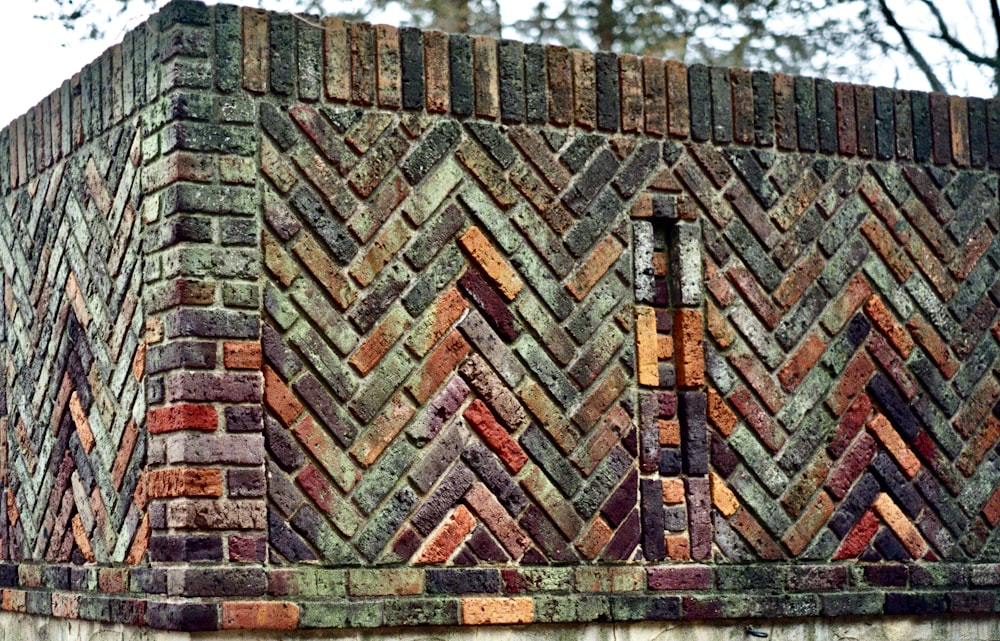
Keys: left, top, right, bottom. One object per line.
{"left": 1, "top": 0, "right": 999, "bottom": 634}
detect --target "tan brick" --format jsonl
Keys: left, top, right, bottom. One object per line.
{"left": 241, "top": 8, "right": 268, "bottom": 93}
{"left": 620, "top": 53, "right": 643, "bottom": 133}
{"left": 376, "top": 24, "right": 401, "bottom": 109}
{"left": 323, "top": 17, "right": 350, "bottom": 101}
{"left": 635, "top": 305, "right": 659, "bottom": 387}
{"left": 462, "top": 598, "right": 533, "bottom": 625}
{"left": 873, "top": 493, "right": 927, "bottom": 559}
{"left": 867, "top": 413, "right": 921, "bottom": 478}
{"left": 458, "top": 226, "right": 523, "bottom": 300}
{"left": 473, "top": 35, "right": 499, "bottom": 119}
{"left": 565, "top": 235, "right": 623, "bottom": 300}
{"left": 572, "top": 50, "right": 596, "bottom": 130}
{"left": 424, "top": 30, "right": 450, "bottom": 112}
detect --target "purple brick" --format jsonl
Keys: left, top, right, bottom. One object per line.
{"left": 648, "top": 566, "right": 713, "bottom": 591}
{"left": 410, "top": 463, "right": 475, "bottom": 535}
{"left": 680, "top": 391, "right": 708, "bottom": 475}
{"left": 466, "top": 525, "right": 509, "bottom": 562}
{"left": 457, "top": 268, "right": 517, "bottom": 342}
{"left": 520, "top": 504, "right": 577, "bottom": 562}
{"left": 426, "top": 568, "right": 500, "bottom": 594}
{"left": 641, "top": 478, "right": 665, "bottom": 561}
{"left": 147, "top": 603, "right": 219, "bottom": 632}
{"left": 787, "top": 565, "right": 847, "bottom": 591}
{"left": 600, "top": 469, "right": 636, "bottom": 527}
{"left": 864, "top": 564, "right": 908, "bottom": 587}
{"left": 602, "top": 508, "right": 640, "bottom": 561}
{"left": 686, "top": 477, "right": 711, "bottom": 560}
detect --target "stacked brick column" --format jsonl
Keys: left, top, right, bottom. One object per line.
{"left": 140, "top": 3, "right": 267, "bottom": 626}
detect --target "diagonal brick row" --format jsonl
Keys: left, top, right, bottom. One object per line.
{"left": 259, "top": 105, "right": 662, "bottom": 565}
{"left": 0, "top": 125, "right": 148, "bottom": 566}
{"left": 694, "top": 141, "right": 1000, "bottom": 563}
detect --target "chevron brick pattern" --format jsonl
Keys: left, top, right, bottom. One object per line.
{"left": 697, "top": 145, "right": 1000, "bottom": 563}
{"left": 259, "top": 105, "right": 659, "bottom": 566}
{"left": 0, "top": 124, "right": 148, "bottom": 566}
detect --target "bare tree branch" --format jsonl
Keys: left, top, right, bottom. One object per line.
{"left": 916, "top": 0, "right": 996, "bottom": 66}
{"left": 877, "top": 0, "right": 946, "bottom": 92}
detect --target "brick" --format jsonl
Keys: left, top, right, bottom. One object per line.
{"left": 147, "top": 404, "right": 218, "bottom": 434}
{"left": 674, "top": 308, "right": 704, "bottom": 388}
{"left": 417, "top": 504, "right": 476, "bottom": 564}
{"left": 147, "top": 468, "right": 222, "bottom": 499}
{"left": 666, "top": 61, "right": 689, "bottom": 138}
{"left": 835, "top": 83, "right": 857, "bottom": 155}
{"left": 458, "top": 226, "right": 523, "bottom": 300}
{"left": 424, "top": 30, "right": 450, "bottom": 112}
{"left": 222, "top": 601, "right": 298, "bottom": 630}
{"left": 463, "top": 399, "right": 527, "bottom": 473}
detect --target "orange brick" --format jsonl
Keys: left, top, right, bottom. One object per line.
{"left": 263, "top": 365, "right": 303, "bottom": 427}
{"left": 350, "top": 305, "right": 410, "bottom": 375}
{"left": 147, "top": 468, "right": 223, "bottom": 499}
{"left": 405, "top": 330, "right": 470, "bottom": 404}
{"left": 71, "top": 514, "right": 96, "bottom": 563}
{"left": 462, "top": 598, "right": 533, "bottom": 625}
{"left": 69, "top": 392, "right": 95, "bottom": 454}
{"left": 635, "top": 305, "right": 659, "bottom": 387}
{"left": 111, "top": 421, "right": 139, "bottom": 490}
{"left": 1, "top": 590, "right": 26, "bottom": 613}
{"left": 782, "top": 491, "right": 834, "bottom": 556}
{"left": 147, "top": 403, "right": 218, "bottom": 434}
{"left": 661, "top": 478, "right": 685, "bottom": 505}
{"left": 867, "top": 413, "right": 921, "bottom": 478}
{"left": 292, "top": 231, "right": 356, "bottom": 309}
{"left": 652, "top": 251, "right": 668, "bottom": 277}
{"left": 126, "top": 513, "right": 150, "bottom": 565}
{"left": 349, "top": 393, "right": 415, "bottom": 467}
{"left": 223, "top": 342, "right": 262, "bottom": 370}
{"left": 223, "top": 601, "right": 299, "bottom": 630}
{"left": 132, "top": 341, "right": 146, "bottom": 381}
{"left": 417, "top": 505, "right": 476, "bottom": 564}
{"left": 631, "top": 193, "right": 653, "bottom": 218}
{"left": 658, "top": 419, "right": 680, "bottom": 447}
{"left": 705, "top": 297, "right": 735, "bottom": 349}
{"left": 907, "top": 314, "right": 957, "bottom": 378}
{"left": 576, "top": 517, "right": 613, "bottom": 560}
{"left": 865, "top": 295, "right": 914, "bottom": 358}
{"left": 406, "top": 287, "right": 467, "bottom": 357}
{"left": 458, "top": 226, "right": 523, "bottom": 300}
{"left": 709, "top": 471, "right": 739, "bottom": 517}
{"left": 565, "top": 235, "right": 623, "bottom": 300}
{"left": 706, "top": 386, "right": 737, "bottom": 436}
{"left": 666, "top": 535, "right": 690, "bottom": 561}
{"left": 674, "top": 308, "right": 704, "bottom": 388}
{"left": 658, "top": 334, "right": 673, "bottom": 360}
{"left": 463, "top": 400, "right": 528, "bottom": 473}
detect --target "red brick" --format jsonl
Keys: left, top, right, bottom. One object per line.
{"left": 778, "top": 331, "right": 825, "bottom": 392}
{"left": 835, "top": 82, "right": 857, "bottom": 155}
{"left": 147, "top": 403, "right": 218, "bottom": 434}
{"left": 547, "top": 45, "right": 572, "bottom": 126}
{"left": 950, "top": 96, "right": 970, "bottom": 167}
{"left": 111, "top": 421, "right": 139, "bottom": 490}
{"left": 957, "top": 415, "right": 1000, "bottom": 477}
{"left": 826, "top": 351, "right": 876, "bottom": 417}
{"left": 906, "top": 314, "right": 958, "bottom": 379}
{"left": 727, "top": 264, "right": 781, "bottom": 329}
{"left": 263, "top": 365, "right": 302, "bottom": 427}
{"left": 982, "top": 486, "right": 1000, "bottom": 527}
{"left": 728, "top": 385, "right": 783, "bottom": 453}
{"left": 731, "top": 68, "right": 754, "bottom": 144}
{"left": 424, "top": 31, "right": 449, "bottom": 113}
{"left": 463, "top": 399, "right": 528, "bottom": 473}
{"left": 223, "top": 601, "right": 299, "bottom": 630}
{"left": 861, "top": 218, "right": 913, "bottom": 283}
{"left": 727, "top": 349, "right": 784, "bottom": 414}
{"left": 833, "top": 509, "right": 879, "bottom": 560}
{"left": 826, "top": 432, "right": 877, "bottom": 500}
{"left": 296, "top": 463, "right": 338, "bottom": 514}
{"left": 666, "top": 60, "right": 689, "bottom": 138}
{"left": 731, "top": 507, "right": 784, "bottom": 560}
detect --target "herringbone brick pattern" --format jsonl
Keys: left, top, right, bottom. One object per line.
{"left": 260, "top": 106, "right": 659, "bottom": 565}
{"left": 699, "top": 146, "right": 1000, "bottom": 562}
{"left": 0, "top": 125, "right": 148, "bottom": 565}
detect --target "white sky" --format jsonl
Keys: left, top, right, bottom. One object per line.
{"left": 0, "top": 0, "right": 993, "bottom": 127}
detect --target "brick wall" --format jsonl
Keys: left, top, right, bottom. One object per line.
{"left": 0, "top": 0, "right": 999, "bottom": 633}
